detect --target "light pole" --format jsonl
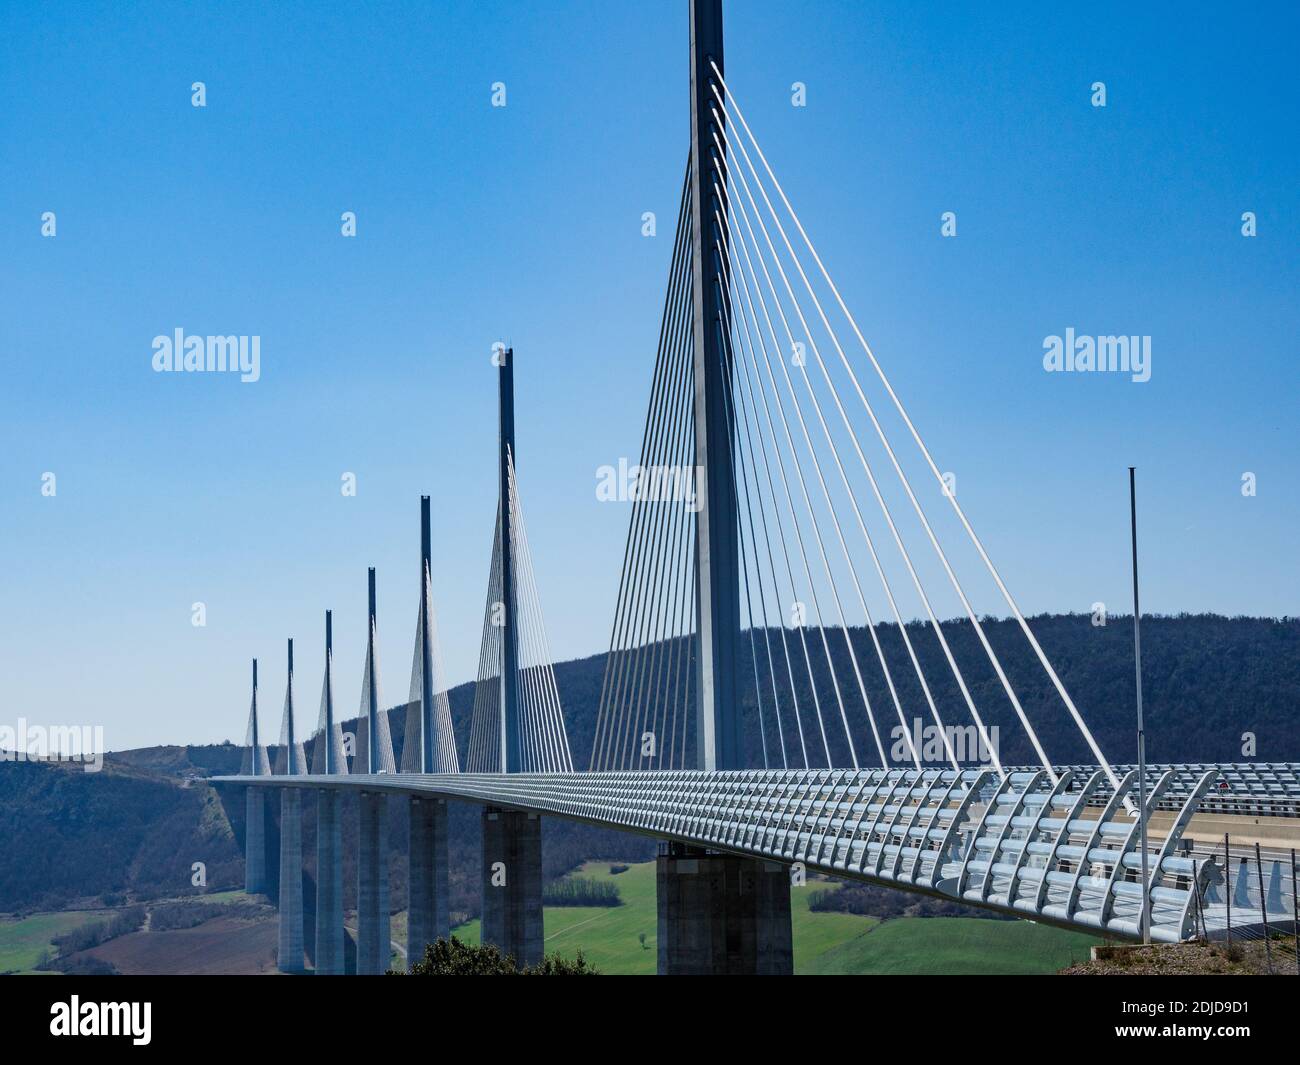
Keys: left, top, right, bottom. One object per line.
{"left": 1129, "top": 467, "right": 1150, "bottom": 945}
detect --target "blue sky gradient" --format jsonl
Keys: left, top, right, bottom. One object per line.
{"left": 2, "top": 1, "right": 1296, "bottom": 749}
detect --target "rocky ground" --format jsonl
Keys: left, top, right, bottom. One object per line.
{"left": 1062, "top": 938, "right": 1298, "bottom": 975}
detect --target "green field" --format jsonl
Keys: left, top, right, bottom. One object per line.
{"left": 439, "top": 861, "right": 1098, "bottom": 975}
{"left": 802, "top": 913, "right": 1098, "bottom": 974}
{"left": 0, "top": 911, "right": 97, "bottom": 973}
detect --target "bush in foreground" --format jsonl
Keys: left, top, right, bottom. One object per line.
{"left": 393, "top": 937, "right": 598, "bottom": 976}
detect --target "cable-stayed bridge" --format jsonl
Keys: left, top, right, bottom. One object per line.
{"left": 219, "top": 0, "right": 1300, "bottom": 974}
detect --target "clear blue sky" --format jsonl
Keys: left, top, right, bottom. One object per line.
{"left": 2, "top": 1, "right": 1296, "bottom": 750}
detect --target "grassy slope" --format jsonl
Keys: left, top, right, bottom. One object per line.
{"left": 804, "top": 914, "right": 1099, "bottom": 975}
{"left": 0, "top": 911, "right": 95, "bottom": 973}
{"left": 431, "top": 861, "right": 1097, "bottom": 975}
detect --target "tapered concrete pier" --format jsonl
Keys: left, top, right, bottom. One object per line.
{"left": 314, "top": 789, "right": 344, "bottom": 974}
{"left": 276, "top": 787, "right": 306, "bottom": 973}
{"left": 244, "top": 788, "right": 267, "bottom": 894}
{"left": 481, "top": 807, "right": 544, "bottom": 969}
{"left": 656, "top": 846, "right": 792, "bottom": 975}
{"left": 407, "top": 796, "right": 449, "bottom": 964}
{"left": 356, "top": 791, "right": 391, "bottom": 973}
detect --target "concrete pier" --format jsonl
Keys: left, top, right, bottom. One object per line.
{"left": 276, "top": 787, "right": 306, "bottom": 973}
{"left": 407, "top": 796, "right": 449, "bottom": 964}
{"left": 481, "top": 807, "right": 543, "bottom": 969}
{"left": 656, "top": 846, "right": 792, "bottom": 975}
{"left": 244, "top": 787, "right": 267, "bottom": 895}
{"left": 314, "top": 789, "right": 344, "bottom": 975}
{"left": 356, "top": 791, "right": 391, "bottom": 974}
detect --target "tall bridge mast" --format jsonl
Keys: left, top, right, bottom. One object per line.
{"left": 689, "top": 0, "right": 741, "bottom": 772}
{"left": 498, "top": 349, "right": 522, "bottom": 773}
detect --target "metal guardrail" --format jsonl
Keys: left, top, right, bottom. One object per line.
{"left": 218, "top": 763, "right": 1300, "bottom": 942}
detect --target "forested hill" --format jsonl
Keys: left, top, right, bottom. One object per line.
{"left": 523, "top": 612, "right": 1300, "bottom": 770}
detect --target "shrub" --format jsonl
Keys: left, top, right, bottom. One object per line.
{"left": 50, "top": 905, "right": 147, "bottom": 956}
{"left": 149, "top": 899, "right": 264, "bottom": 931}
{"left": 393, "top": 937, "right": 598, "bottom": 976}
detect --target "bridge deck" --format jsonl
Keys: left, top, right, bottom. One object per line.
{"left": 218, "top": 764, "right": 1300, "bottom": 943}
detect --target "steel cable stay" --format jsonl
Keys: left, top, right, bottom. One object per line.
{"left": 713, "top": 282, "right": 778, "bottom": 769}
{"left": 714, "top": 188, "right": 924, "bottom": 771}
{"left": 713, "top": 109, "right": 1018, "bottom": 781}
{"left": 711, "top": 67, "right": 1125, "bottom": 800}
{"left": 615, "top": 282, "right": 696, "bottom": 771}
{"left": 590, "top": 172, "right": 690, "bottom": 768}
{"left": 717, "top": 160, "right": 951, "bottom": 764}
{"left": 592, "top": 179, "right": 695, "bottom": 770}
{"left": 466, "top": 508, "right": 504, "bottom": 772}
{"left": 628, "top": 350, "right": 697, "bottom": 771}
{"left": 715, "top": 125, "right": 994, "bottom": 774}
{"left": 716, "top": 244, "right": 814, "bottom": 768}
{"left": 721, "top": 185, "right": 937, "bottom": 770}
{"left": 508, "top": 450, "right": 574, "bottom": 771}
{"left": 716, "top": 250, "right": 833, "bottom": 766}
{"left": 604, "top": 248, "right": 694, "bottom": 770}
{"left": 716, "top": 209, "right": 889, "bottom": 770}
{"left": 716, "top": 296, "right": 789, "bottom": 769}
{"left": 716, "top": 159, "right": 970, "bottom": 771}
{"left": 713, "top": 110, "right": 1023, "bottom": 778}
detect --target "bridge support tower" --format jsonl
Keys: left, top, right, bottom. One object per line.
{"left": 244, "top": 788, "right": 268, "bottom": 894}
{"left": 405, "top": 498, "right": 452, "bottom": 965}
{"left": 315, "top": 789, "right": 344, "bottom": 974}
{"left": 657, "top": 844, "right": 792, "bottom": 975}
{"left": 244, "top": 658, "right": 269, "bottom": 895}
{"left": 481, "top": 807, "right": 544, "bottom": 968}
{"left": 476, "top": 350, "right": 547, "bottom": 970}
{"left": 407, "top": 795, "right": 450, "bottom": 963}
{"left": 314, "top": 611, "right": 346, "bottom": 975}
{"left": 276, "top": 787, "right": 306, "bottom": 973}
{"left": 653, "top": 0, "right": 794, "bottom": 976}
{"left": 356, "top": 791, "right": 391, "bottom": 973}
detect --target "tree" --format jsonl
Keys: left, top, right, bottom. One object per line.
{"left": 392, "top": 937, "right": 598, "bottom": 976}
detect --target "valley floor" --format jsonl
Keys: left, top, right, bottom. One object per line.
{"left": 1, "top": 862, "right": 1100, "bottom": 976}
{"left": 445, "top": 860, "right": 1100, "bottom": 976}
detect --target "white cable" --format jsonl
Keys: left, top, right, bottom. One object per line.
{"left": 716, "top": 247, "right": 882, "bottom": 768}
{"left": 714, "top": 155, "right": 940, "bottom": 770}
{"left": 716, "top": 115, "right": 1007, "bottom": 774}
{"left": 723, "top": 228, "right": 917, "bottom": 771}
{"left": 713, "top": 65, "right": 1123, "bottom": 799}
{"left": 717, "top": 205, "right": 894, "bottom": 770}
{"left": 721, "top": 276, "right": 813, "bottom": 769}
{"left": 718, "top": 240, "right": 833, "bottom": 767}
{"left": 603, "top": 264, "right": 695, "bottom": 769}
{"left": 724, "top": 326, "right": 790, "bottom": 769}
{"left": 721, "top": 177, "right": 958, "bottom": 772}
{"left": 511, "top": 453, "right": 574, "bottom": 771}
